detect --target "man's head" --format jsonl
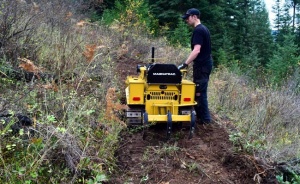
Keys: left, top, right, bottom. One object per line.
{"left": 181, "top": 8, "right": 200, "bottom": 20}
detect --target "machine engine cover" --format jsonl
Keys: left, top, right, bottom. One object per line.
{"left": 147, "top": 64, "right": 182, "bottom": 84}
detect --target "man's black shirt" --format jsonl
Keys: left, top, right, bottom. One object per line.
{"left": 191, "top": 24, "right": 212, "bottom": 67}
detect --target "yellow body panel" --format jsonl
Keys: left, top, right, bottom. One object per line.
{"left": 125, "top": 76, "right": 145, "bottom": 105}
{"left": 148, "top": 114, "right": 191, "bottom": 123}
{"left": 180, "top": 80, "right": 196, "bottom": 105}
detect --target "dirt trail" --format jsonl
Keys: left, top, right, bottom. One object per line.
{"left": 110, "top": 57, "right": 277, "bottom": 184}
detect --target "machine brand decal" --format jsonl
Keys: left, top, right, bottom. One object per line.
{"left": 153, "top": 73, "right": 176, "bottom": 76}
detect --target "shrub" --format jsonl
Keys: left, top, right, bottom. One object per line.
{"left": 209, "top": 67, "right": 300, "bottom": 161}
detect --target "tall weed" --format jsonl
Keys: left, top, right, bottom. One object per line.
{"left": 210, "top": 67, "right": 300, "bottom": 161}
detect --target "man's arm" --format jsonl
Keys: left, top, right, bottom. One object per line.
{"left": 185, "top": 44, "right": 201, "bottom": 65}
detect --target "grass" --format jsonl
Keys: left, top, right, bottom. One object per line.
{"left": 0, "top": 1, "right": 187, "bottom": 183}
{"left": 0, "top": 79, "right": 125, "bottom": 183}
{"left": 209, "top": 66, "right": 300, "bottom": 161}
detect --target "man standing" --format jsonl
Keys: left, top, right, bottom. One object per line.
{"left": 178, "top": 8, "right": 213, "bottom": 124}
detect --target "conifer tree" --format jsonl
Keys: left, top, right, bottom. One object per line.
{"left": 286, "top": 0, "right": 300, "bottom": 29}
{"left": 267, "top": 33, "right": 300, "bottom": 85}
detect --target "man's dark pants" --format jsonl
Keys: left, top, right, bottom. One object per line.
{"left": 193, "top": 58, "right": 213, "bottom": 123}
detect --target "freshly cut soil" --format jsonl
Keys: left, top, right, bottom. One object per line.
{"left": 110, "top": 57, "right": 277, "bottom": 184}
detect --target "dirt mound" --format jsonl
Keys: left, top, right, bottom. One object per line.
{"left": 110, "top": 57, "right": 277, "bottom": 184}
{"left": 110, "top": 123, "right": 275, "bottom": 184}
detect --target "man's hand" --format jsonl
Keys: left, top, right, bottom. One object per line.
{"left": 178, "top": 63, "right": 188, "bottom": 70}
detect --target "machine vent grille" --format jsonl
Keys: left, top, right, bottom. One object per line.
{"left": 148, "top": 91, "right": 178, "bottom": 100}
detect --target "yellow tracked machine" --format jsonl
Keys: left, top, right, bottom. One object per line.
{"left": 125, "top": 48, "right": 197, "bottom": 139}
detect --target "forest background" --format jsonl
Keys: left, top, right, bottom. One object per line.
{"left": 97, "top": 0, "right": 300, "bottom": 87}
{"left": 0, "top": 0, "right": 299, "bottom": 183}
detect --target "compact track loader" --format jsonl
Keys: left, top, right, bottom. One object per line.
{"left": 125, "top": 48, "right": 197, "bottom": 139}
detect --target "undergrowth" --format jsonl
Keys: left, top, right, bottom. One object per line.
{"left": 210, "top": 66, "right": 300, "bottom": 158}
{"left": 209, "top": 66, "right": 300, "bottom": 181}
{"left": 0, "top": 44, "right": 124, "bottom": 183}
{"left": 0, "top": 1, "right": 187, "bottom": 183}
